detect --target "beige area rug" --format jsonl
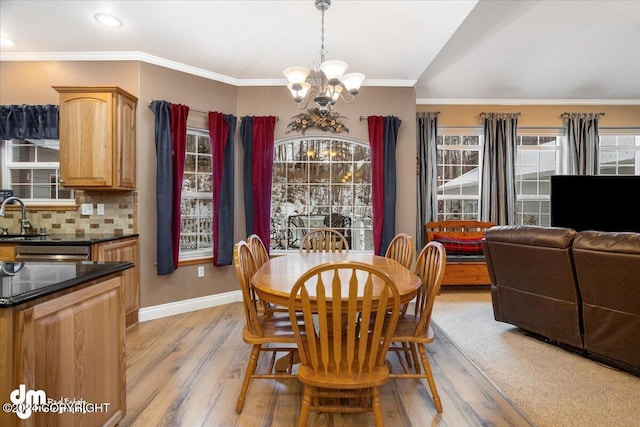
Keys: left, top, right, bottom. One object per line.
{"left": 431, "top": 287, "right": 640, "bottom": 427}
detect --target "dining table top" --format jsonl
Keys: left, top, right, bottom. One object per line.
{"left": 251, "top": 251, "right": 421, "bottom": 307}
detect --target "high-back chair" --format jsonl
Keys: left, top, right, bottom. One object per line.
{"left": 247, "top": 233, "right": 270, "bottom": 268}
{"left": 299, "top": 227, "right": 350, "bottom": 253}
{"left": 385, "top": 232, "right": 415, "bottom": 270}
{"left": 388, "top": 241, "right": 446, "bottom": 413}
{"left": 233, "top": 241, "right": 297, "bottom": 414}
{"left": 288, "top": 261, "right": 401, "bottom": 426}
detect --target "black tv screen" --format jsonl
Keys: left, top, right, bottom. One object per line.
{"left": 550, "top": 175, "right": 640, "bottom": 232}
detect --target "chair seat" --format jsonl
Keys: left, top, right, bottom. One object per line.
{"left": 392, "top": 315, "right": 435, "bottom": 343}
{"left": 298, "top": 364, "right": 390, "bottom": 389}
{"left": 242, "top": 312, "right": 302, "bottom": 344}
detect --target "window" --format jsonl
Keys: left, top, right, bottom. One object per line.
{"left": 435, "top": 130, "right": 482, "bottom": 221}
{"left": 599, "top": 129, "right": 640, "bottom": 176}
{"left": 514, "top": 131, "right": 561, "bottom": 226}
{"left": 1, "top": 139, "right": 74, "bottom": 202}
{"left": 271, "top": 137, "right": 373, "bottom": 251}
{"left": 179, "top": 129, "right": 213, "bottom": 259}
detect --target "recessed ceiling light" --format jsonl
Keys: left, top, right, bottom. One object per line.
{"left": 94, "top": 13, "right": 123, "bottom": 28}
{"left": 0, "top": 37, "right": 15, "bottom": 47}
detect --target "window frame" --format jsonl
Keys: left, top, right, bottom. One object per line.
{"left": 270, "top": 135, "right": 373, "bottom": 253}
{"left": 514, "top": 128, "right": 563, "bottom": 227}
{"left": 178, "top": 127, "right": 214, "bottom": 261}
{"left": 598, "top": 128, "right": 640, "bottom": 176}
{"left": 1, "top": 138, "right": 75, "bottom": 206}
{"left": 435, "top": 127, "right": 483, "bottom": 221}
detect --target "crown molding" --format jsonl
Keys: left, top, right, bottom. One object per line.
{"left": 417, "top": 98, "right": 640, "bottom": 106}
{"left": 0, "top": 51, "right": 239, "bottom": 86}
{"left": 0, "top": 51, "right": 416, "bottom": 87}
{"left": 0, "top": 51, "right": 416, "bottom": 88}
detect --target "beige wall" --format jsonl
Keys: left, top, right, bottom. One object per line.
{"left": 137, "top": 63, "right": 239, "bottom": 306}
{"left": 3, "top": 60, "right": 639, "bottom": 310}
{"left": 417, "top": 104, "right": 640, "bottom": 128}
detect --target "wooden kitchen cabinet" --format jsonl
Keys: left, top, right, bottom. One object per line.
{"left": 0, "top": 243, "right": 15, "bottom": 261}
{"left": 92, "top": 237, "right": 139, "bottom": 327}
{"left": 53, "top": 86, "right": 137, "bottom": 190}
{"left": 2, "top": 274, "right": 126, "bottom": 427}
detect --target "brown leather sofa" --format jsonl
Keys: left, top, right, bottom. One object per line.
{"left": 482, "top": 225, "right": 583, "bottom": 348}
{"left": 572, "top": 231, "right": 640, "bottom": 373}
{"left": 483, "top": 225, "right": 640, "bottom": 375}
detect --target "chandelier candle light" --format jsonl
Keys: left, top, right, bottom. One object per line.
{"left": 284, "top": 0, "right": 365, "bottom": 111}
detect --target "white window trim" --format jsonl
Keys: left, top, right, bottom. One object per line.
{"left": 2, "top": 139, "right": 74, "bottom": 204}
{"left": 178, "top": 127, "right": 214, "bottom": 261}
{"left": 271, "top": 135, "right": 373, "bottom": 254}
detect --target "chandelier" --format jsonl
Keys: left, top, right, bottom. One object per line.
{"left": 283, "top": 0, "right": 365, "bottom": 111}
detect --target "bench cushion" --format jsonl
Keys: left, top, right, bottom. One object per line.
{"left": 432, "top": 234, "right": 485, "bottom": 255}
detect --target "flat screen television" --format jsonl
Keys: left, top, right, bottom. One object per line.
{"left": 550, "top": 175, "right": 640, "bottom": 232}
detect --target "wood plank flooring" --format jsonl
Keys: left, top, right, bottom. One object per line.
{"left": 120, "top": 302, "right": 534, "bottom": 426}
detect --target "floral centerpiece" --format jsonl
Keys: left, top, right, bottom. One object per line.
{"left": 286, "top": 108, "right": 348, "bottom": 134}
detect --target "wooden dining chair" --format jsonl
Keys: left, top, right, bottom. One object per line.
{"left": 384, "top": 232, "right": 415, "bottom": 270}
{"left": 388, "top": 241, "right": 446, "bottom": 413}
{"left": 247, "top": 233, "right": 270, "bottom": 268}
{"left": 288, "top": 261, "right": 401, "bottom": 426}
{"left": 233, "top": 240, "right": 298, "bottom": 414}
{"left": 247, "top": 233, "right": 288, "bottom": 315}
{"left": 299, "top": 227, "right": 350, "bottom": 253}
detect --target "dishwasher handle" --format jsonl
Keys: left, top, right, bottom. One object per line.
{"left": 15, "top": 253, "right": 91, "bottom": 261}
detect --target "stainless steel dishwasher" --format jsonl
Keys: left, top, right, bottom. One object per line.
{"left": 14, "top": 244, "right": 91, "bottom": 262}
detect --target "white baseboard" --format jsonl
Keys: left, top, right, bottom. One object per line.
{"left": 138, "top": 290, "right": 243, "bottom": 322}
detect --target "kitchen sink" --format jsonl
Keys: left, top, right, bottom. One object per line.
{"left": 0, "top": 234, "right": 42, "bottom": 241}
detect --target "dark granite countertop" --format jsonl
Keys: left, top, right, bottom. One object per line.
{"left": 0, "top": 232, "right": 139, "bottom": 245}
{"left": 1, "top": 261, "right": 134, "bottom": 307}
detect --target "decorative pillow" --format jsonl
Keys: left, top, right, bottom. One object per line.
{"left": 432, "top": 234, "right": 485, "bottom": 255}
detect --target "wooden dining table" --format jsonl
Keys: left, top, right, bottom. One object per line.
{"left": 251, "top": 251, "right": 422, "bottom": 308}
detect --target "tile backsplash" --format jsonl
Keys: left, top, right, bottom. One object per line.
{"left": 0, "top": 191, "right": 137, "bottom": 235}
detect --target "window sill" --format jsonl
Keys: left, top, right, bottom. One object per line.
{"left": 178, "top": 257, "right": 213, "bottom": 267}
{"left": 1, "top": 203, "right": 78, "bottom": 212}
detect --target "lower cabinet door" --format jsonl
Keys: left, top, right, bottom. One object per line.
{"left": 15, "top": 276, "right": 125, "bottom": 427}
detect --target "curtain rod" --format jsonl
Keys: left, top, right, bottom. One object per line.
{"left": 561, "top": 112, "right": 605, "bottom": 117}
{"left": 479, "top": 112, "right": 521, "bottom": 116}
{"left": 147, "top": 101, "right": 278, "bottom": 120}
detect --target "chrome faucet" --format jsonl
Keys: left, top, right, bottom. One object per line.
{"left": 0, "top": 196, "right": 32, "bottom": 235}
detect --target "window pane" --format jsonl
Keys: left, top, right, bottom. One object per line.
{"left": 271, "top": 138, "right": 372, "bottom": 251}
{"left": 515, "top": 135, "right": 560, "bottom": 226}
{"left": 5, "top": 139, "right": 74, "bottom": 202}
{"left": 436, "top": 133, "right": 481, "bottom": 221}
{"left": 180, "top": 129, "right": 213, "bottom": 259}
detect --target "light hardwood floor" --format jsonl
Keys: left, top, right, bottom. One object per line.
{"left": 120, "top": 302, "right": 534, "bottom": 426}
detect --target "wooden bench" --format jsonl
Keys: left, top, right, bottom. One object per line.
{"left": 424, "top": 220, "right": 495, "bottom": 286}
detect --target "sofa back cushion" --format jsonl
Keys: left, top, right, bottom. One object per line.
{"left": 484, "top": 225, "right": 579, "bottom": 300}
{"left": 573, "top": 231, "right": 640, "bottom": 371}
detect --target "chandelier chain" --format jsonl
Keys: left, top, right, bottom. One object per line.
{"left": 320, "top": 8, "right": 325, "bottom": 55}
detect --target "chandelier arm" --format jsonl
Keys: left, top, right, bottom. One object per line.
{"left": 297, "top": 86, "right": 320, "bottom": 110}
{"left": 338, "top": 90, "right": 356, "bottom": 104}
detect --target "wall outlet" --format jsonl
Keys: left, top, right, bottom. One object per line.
{"left": 97, "top": 204, "right": 105, "bottom": 215}
{"left": 81, "top": 203, "right": 94, "bottom": 215}
{"left": 197, "top": 266, "right": 205, "bottom": 277}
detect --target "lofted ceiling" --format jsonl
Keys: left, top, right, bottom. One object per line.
{"left": 1, "top": 0, "right": 639, "bottom": 104}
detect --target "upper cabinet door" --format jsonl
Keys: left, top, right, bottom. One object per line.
{"left": 54, "top": 86, "right": 137, "bottom": 190}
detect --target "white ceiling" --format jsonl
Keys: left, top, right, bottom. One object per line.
{"left": 1, "top": 0, "right": 639, "bottom": 104}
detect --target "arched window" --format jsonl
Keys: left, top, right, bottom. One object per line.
{"left": 270, "top": 136, "right": 373, "bottom": 251}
